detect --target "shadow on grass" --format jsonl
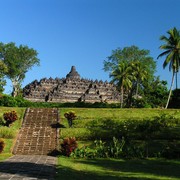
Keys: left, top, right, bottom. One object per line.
{"left": 56, "top": 157, "right": 180, "bottom": 180}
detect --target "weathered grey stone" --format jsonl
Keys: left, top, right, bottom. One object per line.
{"left": 23, "top": 66, "right": 120, "bottom": 103}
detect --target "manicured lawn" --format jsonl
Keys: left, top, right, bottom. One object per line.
{"left": 58, "top": 108, "right": 180, "bottom": 179}
{"left": 56, "top": 157, "right": 180, "bottom": 180}
{"left": 60, "top": 108, "right": 180, "bottom": 143}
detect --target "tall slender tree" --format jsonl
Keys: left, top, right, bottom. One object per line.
{"left": 157, "top": 27, "right": 180, "bottom": 109}
{"left": 110, "top": 61, "right": 133, "bottom": 108}
{"left": 131, "top": 61, "right": 148, "bottom": 97}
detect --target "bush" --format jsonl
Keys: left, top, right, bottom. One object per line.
{"left": 0, "top": 94, "right": 31, "bottom": 107}
{"left": 0, "top": 95, "right": 18, "bottom": 107}
{"left": 60, "top": 137, "right": 78, "bottom": 156}
{"left": 3, "top": 111, "right": 18, "bottom": 127}
{"left": 71, "top": 146, "right": 95, "bottom": 158}
{"left": 169, "top": 89, "right": 180, "bottom": 108}
{"left": 64, "top": 111, "right": 77, "bottom": 127}
{"left": 0, "top": 138, "right": 5, "bottom": 153}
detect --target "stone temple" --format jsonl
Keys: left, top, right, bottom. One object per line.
{"left": 23, "top": 66, "right": 120, "bottom": 103}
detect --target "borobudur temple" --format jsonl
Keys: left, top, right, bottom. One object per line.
{"left": 23, "top": 66, "right": 120, "bottom": 103}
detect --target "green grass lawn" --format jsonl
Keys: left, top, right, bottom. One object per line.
{"left": 58, "top": 108, "right": 180, "bottom": 179}
{"left": 56, "top": 157, "right": 180, "bottom": 180}
{"left": 60, "top": 108, "right": 180, "bottom": 141}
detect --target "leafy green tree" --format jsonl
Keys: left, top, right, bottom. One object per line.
{"left": 0, "top": 60, "right": 8, "bottom": 93}
{"left": 104, "top": 46, "right": 156, "bottom": 107}
{"left": 157, "top": 27, "right": 180, "bottom": 108}
{"left": 0, "top": 42, "right": 40, "bottom": 97}
{"left": 104, "top": 46, "right": 156, "bottom": 81}
{"left": 143, "top": 77, "right": 168, "bottom": 108}
{"left": 110, "top": 61, "right": 133, "bottom": 108}
{"left": 169, "top": 88, "right": 180, "bottom": 108}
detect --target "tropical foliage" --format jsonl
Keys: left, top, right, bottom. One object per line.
{"left": 158, "top": 27, "right": 180, "bottom": 108}
{"left": 110, "top": 61, "right": 133, "bottom": 107}
{"left": 104, "top": 46, "right": 157, "bottom": 107}
{"left": 64, "top": 111, "right": 77, "bottom": 127}
{"left": 60, "top": 137, "right": 78, "bottom": 156}
{"left": 3, "top": 111, "right": 18, "bottom": 127}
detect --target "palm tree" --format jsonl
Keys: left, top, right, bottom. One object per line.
{"left": 110, "top": 61, "right": 133, "bottom": 108}
{"left": 157, "top": 27, "right": 180, "bottom": 109}
{"left": 131, "top": 61, "right": 148, "bottom": 97}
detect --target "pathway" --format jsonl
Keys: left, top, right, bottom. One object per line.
{"left": 0, "top": 155, "right": 57, "bottom": 180}
{"left": 13, "top": 108, "right": 60, "bottom": 155}
{"left": 0, "top": 108, "right": 60, "bottom": 180}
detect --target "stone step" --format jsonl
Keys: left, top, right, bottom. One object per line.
{"left": 13, "top": 108, "right": 60, "bottom": 155}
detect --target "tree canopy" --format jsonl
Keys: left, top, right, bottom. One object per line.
{"left": 0, "top": 60, "right": 8, "bottom": 93}
{"left": 0, "top": 42, "right": 40, "bottom": 97}
{"left": 104, "top": 45, "right": 156, "bottom": 81}
{"left": 104, "top": 46, "right": 157, "bottom": 107}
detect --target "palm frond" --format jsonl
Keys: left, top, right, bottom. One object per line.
{"left": 163, "top": 52, "right": 174, "bottom": 69}
{"left": 159, "top": 35, "right": 170, "bottom": 43}
{"left": 157, "top": 50, "right": 171, "bottom": 59}
{"left": 159, "top": 45, "right": 174, "bottom": 50}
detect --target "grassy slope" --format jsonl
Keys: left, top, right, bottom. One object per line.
{"left": 60, "top": 108, "right": 180, "bottom": 140}
{"left": 0, "top": 107, "right": 25, "bottom": 161}
{"left": 58, "top": 108, "right": 180, "bottom": 180}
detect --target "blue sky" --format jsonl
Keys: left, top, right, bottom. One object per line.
{"left": 1, "top": 0, "right": 180, "bottom": 94}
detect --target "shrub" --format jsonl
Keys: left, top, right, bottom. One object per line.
{"left": 93, "top": 137, "right": 126, "bottom": 158}
{"left": 3, "top": 111, "right": 18, "bottom": 127}
{"left": 0, "top": 95, "right": 18, "bottom": 107}
{"left": 0, "top": 138, "right": 5, "bottom": 153}
{"left": 60, "top": 137, "right": 78, "bottom": 156}
{"left": 64, "top": 111, "right": 77, "bottom": 127}
{"left": 71, "top": 137, "right": 126, "bottom": 159}
{"left": 71, "top": 146, "right": 95, "bottom": 158}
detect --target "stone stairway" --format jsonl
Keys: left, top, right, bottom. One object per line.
{"left": 13, "top": 108, "right": 60, "bottom": 155}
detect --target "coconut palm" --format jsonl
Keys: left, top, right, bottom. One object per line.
{"left": 157, "top": 27, "right": 180, "bottom": 109}
{"left": 110, "top": 61, "right": 133, "bottom": 108}
{"left": 131, "top": 61, "right": 148, "bottom": 97}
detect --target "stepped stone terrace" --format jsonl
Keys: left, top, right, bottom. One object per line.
{"left": 23, "top": 66, "right": 120, "bottom": 103}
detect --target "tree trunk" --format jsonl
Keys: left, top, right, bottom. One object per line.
{"left": 135, "top": 81, "right": 139, "bottom": 97}
{"left": 11, "top": 79, "right": 19, "bottom": 97}
{"left": 176, "top": 72, "right": 178, "bottom": 89}
{"left": 165, "top": 72, "right": 175, "bottom": 109}
{"left": 120, "top": 86, "right": 124, "bottom": 108}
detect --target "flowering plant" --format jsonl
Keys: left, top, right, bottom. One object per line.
{"left": 3, "top": 111, "right": 18, "bottom": 127}
{"left": 61, "top": 137, "right": 78, "bottom": 156}
{"left": 64, "top": 111, "right": 76, "bottom": 127}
